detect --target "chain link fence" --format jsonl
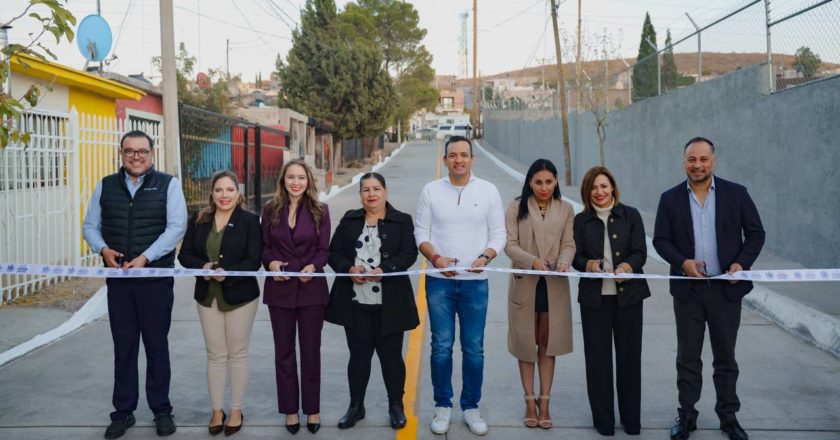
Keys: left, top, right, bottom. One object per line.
{"left": 500, "top": 0, "right": 839, "bottom": 117}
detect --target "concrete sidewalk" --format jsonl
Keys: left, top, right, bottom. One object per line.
{"left": 0, "top": 141, "right": 838, "bottom": 440}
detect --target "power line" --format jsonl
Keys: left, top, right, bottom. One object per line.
{"left": 486, "top": 0, "right": 545, "bottom": 29}
{"left": 230, "top": 0, "right": 276, "bottom": 51}
{"left": 251, "top": 0, "right": 295, "bottom": 32}
{"left": 111, "top": 0, "right": 136, "bottom": 55}
{"left": 266, "top": 0, "right": 299, "bottom": 28}
{"left": 522, "top": 14, "right": 553, "bottom": 71}
{"left": 174, "top": 4, "right": 290, "bottom": 42}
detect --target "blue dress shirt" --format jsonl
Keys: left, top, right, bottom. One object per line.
{"left": 687, "top": 176, "right": 721, "bottom": 276}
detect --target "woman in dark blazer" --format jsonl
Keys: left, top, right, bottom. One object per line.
{"left": 261, "top": 159, "right": 330, "bottom": 434}
{"left": 325, "top": 172, "right": 419, "bottom": 431}
{"left": 572, "top": 166, "right": 651, "bottom": 437}
{"left": 178, "top": 170, "right": 261, "bottom": 436}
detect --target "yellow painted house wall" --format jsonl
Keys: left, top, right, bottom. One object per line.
{"left": 10, "top": 54, "right": 147, "bottom": 260}
{"left": 68, "top": 87, "right": 117, "bottom": 117}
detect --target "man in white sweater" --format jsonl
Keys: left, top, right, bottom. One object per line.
{"left": 414, "top": 136, "right": 507, "bottom": 436}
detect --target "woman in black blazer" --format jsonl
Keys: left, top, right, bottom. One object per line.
{"left": 177, "top": 170, "right": 261, "bottom": 436}
{"left": 325, "top": 172, "right": 419, "bottom": 431}
{"left": 572, "top": 166, "right": 651, "bottom": 437}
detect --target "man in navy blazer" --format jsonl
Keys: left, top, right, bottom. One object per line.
{"left": 654, "top": 137, "right": 765, "bottom": 440}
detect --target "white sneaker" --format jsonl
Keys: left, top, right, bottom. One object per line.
{"left": 430, "top": 407, "right": 451, "bottom": 434}
{"left": 463, "top": 409, "right": 488, "bottom": 436}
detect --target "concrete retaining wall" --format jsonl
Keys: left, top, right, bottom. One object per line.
{"left": 484, "top": 64, "right": 840, "bottom": 268}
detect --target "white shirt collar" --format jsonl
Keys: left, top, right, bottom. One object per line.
{"left": 686, "top": 175, "right": 715, "bottom": 193}
{"left": 444, "top": 172, "right": 478, "bottom": 187}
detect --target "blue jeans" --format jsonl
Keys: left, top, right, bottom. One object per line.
{"left": 425, "top": 276, "right": 489, "bottom": 410}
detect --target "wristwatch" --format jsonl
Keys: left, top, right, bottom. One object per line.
{"left": 478, "top": 253, "right": 492, "bottom": 262}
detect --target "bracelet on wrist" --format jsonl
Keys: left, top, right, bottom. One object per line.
{"left": 432, "top": 254, "right": 442, "bottom": 266}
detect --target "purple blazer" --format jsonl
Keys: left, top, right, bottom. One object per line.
{"left": 261, "top": 202, "right": 331, "bottom": 308}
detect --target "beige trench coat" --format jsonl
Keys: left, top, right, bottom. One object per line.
{"left": 504, "top": 197, "right": 576, "bottom": 361}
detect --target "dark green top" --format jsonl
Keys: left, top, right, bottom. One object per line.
{"left": 198, "top": 225, "right": 239, "bottom": 311}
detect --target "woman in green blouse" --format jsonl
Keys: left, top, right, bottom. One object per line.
{"left": 178, "top": 170, "right": 262, "bottom": 436}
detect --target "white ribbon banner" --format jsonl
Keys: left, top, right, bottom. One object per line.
{"left": 2, "top": 262, "right": 839, "bottom": 282}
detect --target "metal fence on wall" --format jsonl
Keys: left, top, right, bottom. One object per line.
{"left": 179, "top": 104, "right": 288, "bottom": 215}
{"left": 494, "top": 0, "right": 839, "bottom": 116}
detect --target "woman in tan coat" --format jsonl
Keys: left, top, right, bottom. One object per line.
{"left": 504, "top": 158, "right": 576, "bottom": 429}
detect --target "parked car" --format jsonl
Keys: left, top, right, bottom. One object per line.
{"left": 435, "top": 124, "right": 472, "bottom": 141}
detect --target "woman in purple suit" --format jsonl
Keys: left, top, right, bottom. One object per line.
{"left": 261, "top": 159, "right": 330, "bottom": 435}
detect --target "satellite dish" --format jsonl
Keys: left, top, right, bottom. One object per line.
{"left": 76, "top": 15, "right": 112, "bottom": 62}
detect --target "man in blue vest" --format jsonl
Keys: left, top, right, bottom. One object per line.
{"left": 83, "top": 130, "right": 187, "bottom": 439}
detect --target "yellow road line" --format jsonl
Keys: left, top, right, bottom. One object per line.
{"left": 397, "top": 141, "right": 441, "bottom": 440}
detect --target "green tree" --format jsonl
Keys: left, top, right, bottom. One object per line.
{"left": 793, "top": 46, "right": 821, "bottom": 78}
{"left": 153, "top": 43, "right": 232, "bottom": 114}
{"left": 632, "top": 12, "right": 658, "bottom": 100}
{"left": 340, "top": 0, "right": 425, "bottom": 73}
{"left": 277, "top": 0, "right": 394, "bottom": 140}
{"left": 392, "top": 48, "right": 437, "bottom": 131}
{"left": 662, "top": 29, "right": 678, "bottom": 91}
{"left": 1, "top": 0, "right": 76, "bottom": 148}
{"left": 338, "top": 0, "right": 437, "bottom": 135}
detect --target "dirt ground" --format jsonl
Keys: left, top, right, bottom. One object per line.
{"left": 0, "top": 277, "right": 104, "bottom": 312}
{"left": 0, "top": 143, "right": 402, "bottom": 314}
{"left": 332, "top": 142, "right": 400, "bottom": 188}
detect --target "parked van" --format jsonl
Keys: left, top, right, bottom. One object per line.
{"left": 435, "top": 124, "right": 472, "bottom": 141}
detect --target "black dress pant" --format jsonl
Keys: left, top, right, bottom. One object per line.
{"left": 580, "top": 295, "right": 643, "bottom": 432}
{"left": 673, "top": 281, "right": 742, "bottom": 424}
{"left": 344, "top": 304, "right": 406, "bottom": 404}
{"left": 106, "top": 277, "right": 174, "bottom": 421}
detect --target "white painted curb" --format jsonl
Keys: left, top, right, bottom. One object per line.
{"left": 0, "top": 285, "right": 108, "bottom": 367}
{"left": 475, "top": 140, "right": 839, "bottom": 357}
{"left": 318, "top": 142, "right": 407, "bottom": 202}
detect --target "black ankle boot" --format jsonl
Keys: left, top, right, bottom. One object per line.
{"left": 388, "top": 401, "right": 407, "bottom": 429}
{"left": 337, "top": 403, "right": 365, "bottom": 429}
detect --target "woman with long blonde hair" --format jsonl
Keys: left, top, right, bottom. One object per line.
{"left": 261, "top": 159, "right": 331, "bottom": 434}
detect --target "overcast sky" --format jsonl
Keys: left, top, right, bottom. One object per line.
{"left": 2, "top": 0, "right": 833, "bottom": 83}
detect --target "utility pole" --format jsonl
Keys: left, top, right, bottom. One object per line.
{"left": 472, "top": 0, "right": 479, "bottom": 136}
{"left": 550, "top": 0, "right": 572, "bottom": 185}
{"left": 576, "top": 0, "right": 582, "bottom": 114}
{"left": 226, "top": 39, "right": 230, "bottom": 80}
{"left": 160, "top": 0, "right": 182, "bottom": 178}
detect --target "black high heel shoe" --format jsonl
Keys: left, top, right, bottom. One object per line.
{"left": 286, "top": 414, "right": 300, "bottom": 435}
{"left": 224, "top": 412, "right": 243, "bottom": 436}
{"left": 208, "top": 411, "right": 226, "bottom": 436}
{"left": 307, "top": 415, "right": 321, "bottom": 434}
